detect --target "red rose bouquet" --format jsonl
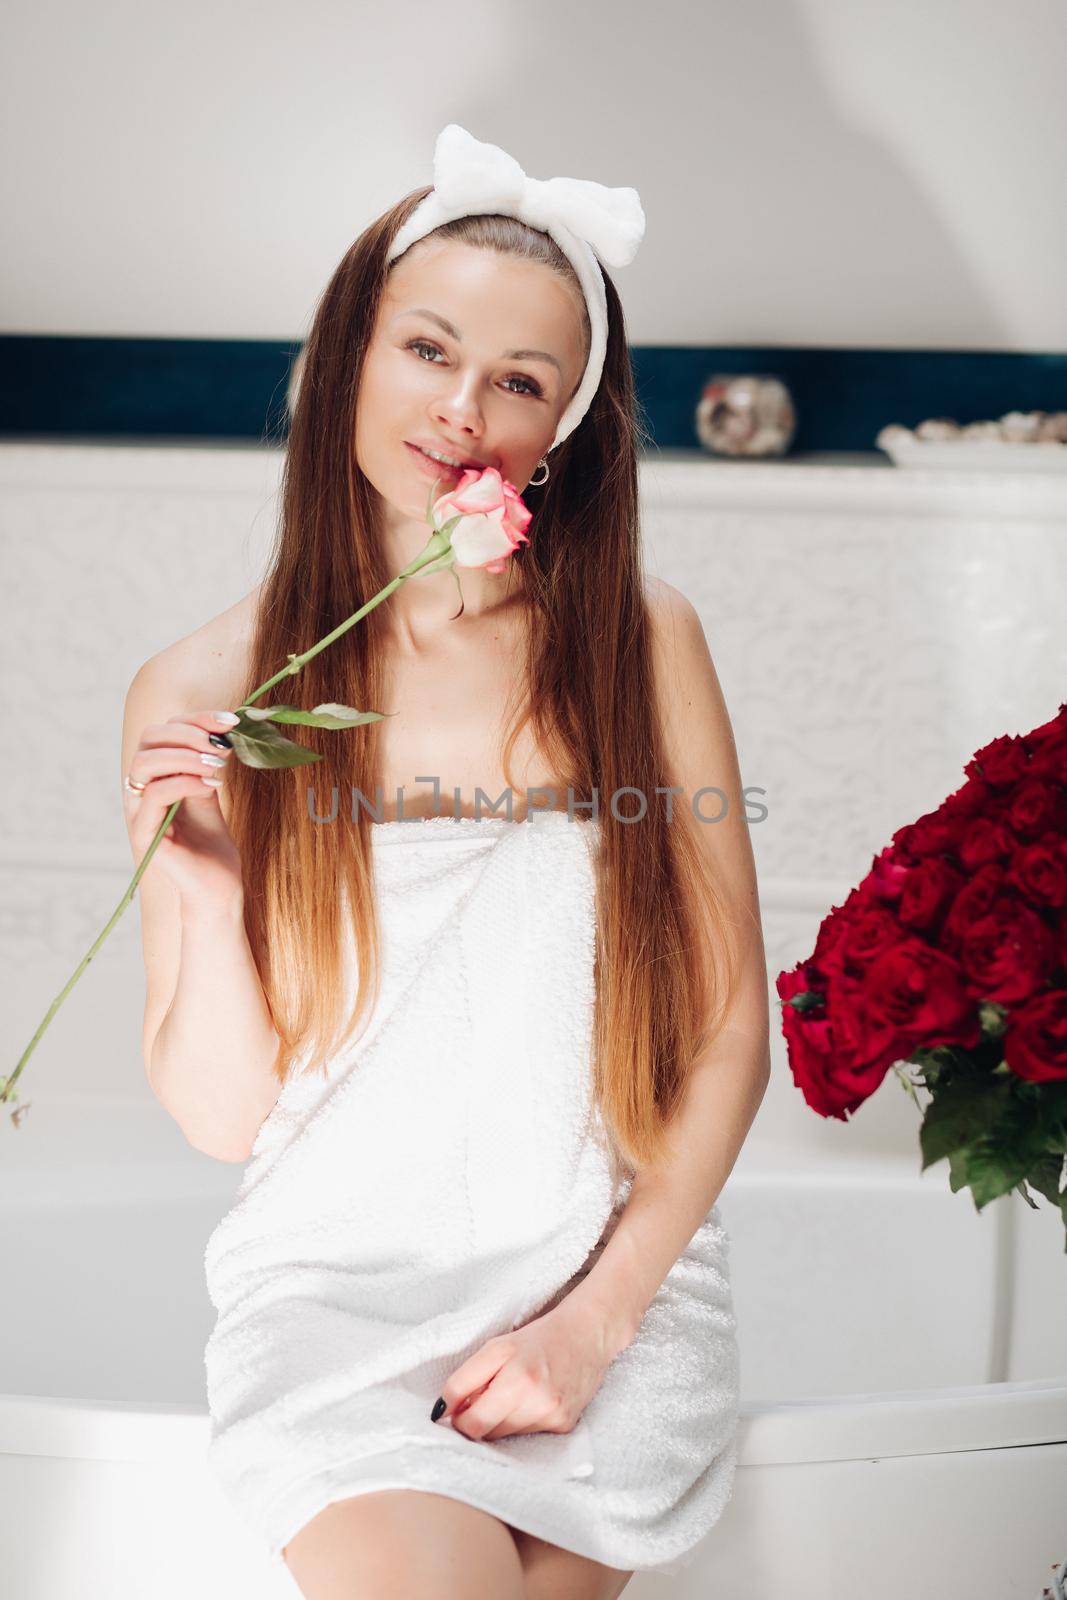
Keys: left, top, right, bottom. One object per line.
{"left": 776, "top": 702, "right": 1067, "bottom": 1250}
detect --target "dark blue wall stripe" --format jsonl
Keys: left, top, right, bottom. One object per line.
{"left": 0, "top": 336, "right": 299, "bottom": 443}
{"left": 1, "top": 335, "right": 1064, "bottom": 454}
{"left": 633, "top": 347, "right": 1067, "bottom": 454}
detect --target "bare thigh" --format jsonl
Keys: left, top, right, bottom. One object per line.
{"left": 282, "top": 1489, "right": 527, "bottom": 1600}
{"left": 510, "top": 1526, "right": 635, "bottom": 1600}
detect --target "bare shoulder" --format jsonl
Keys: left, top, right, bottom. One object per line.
{"left": 642, "top": 574, "right": 712, "bottom": 695}
{"left": 121, "top": 584, "right": 264, "bottom": 835}
{"left": 641, "top": 574, "right": 739, "bottom": 798}
{"left": 643, "top": 571, "right": 701, "bottom": 622}
{"left": 128, "top": 582, "right": 264, "bottom": 710}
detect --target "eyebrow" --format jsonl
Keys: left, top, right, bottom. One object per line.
{"left": 391, "top": 308, "right": 563, "bottom": 376}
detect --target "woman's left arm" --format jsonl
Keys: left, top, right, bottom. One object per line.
{"left": 564, "top": 578, "right": 772, "bottom": 1359}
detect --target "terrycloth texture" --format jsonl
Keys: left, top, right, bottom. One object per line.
{"left": 203, "top": 810, "right": 740, "bottom": 1577}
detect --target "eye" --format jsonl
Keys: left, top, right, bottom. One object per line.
{"left": 405, "top": 338, "right": 543, "bottom": 399}
{"left": 503, "top": 372, "right": 543, "bottom": 398}
{"left": 407, "top": 338, "right": 444, "bottom": 365}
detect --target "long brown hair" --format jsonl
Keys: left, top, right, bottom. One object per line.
{"left": 228, "top": 186, "right": 743, "bottom": 1174}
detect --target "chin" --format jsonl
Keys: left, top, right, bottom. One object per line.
{"left": 388, "top": 481, "right": 437, "bottom": 523}
{"left": 358, "top": 464, "right": 416, "bottom": 520}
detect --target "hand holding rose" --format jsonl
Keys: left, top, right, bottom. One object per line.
{"left": 4, "top": 464, "right": 533, "bottom": 1118}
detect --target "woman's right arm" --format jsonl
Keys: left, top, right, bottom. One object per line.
{"left": 120, "top": 655, "right": 283, "bottom": 1162}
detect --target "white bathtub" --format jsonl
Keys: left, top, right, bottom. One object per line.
{"left": 2, "top": 1093, "right": 1065, "bottom": 1599}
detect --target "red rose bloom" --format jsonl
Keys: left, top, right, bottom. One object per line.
{"left": 1007, "top": 778, "right": 1067, "bottom": 840}
{"left": 898, "top": 857, "right": 967, "bottom": 934}
{"left": 1022, "top": 704, "right": 1067, "bottom": 782}
{"left": 892, "top": 810, "right": 957, "bottom": 862}
{"left": 830, "top": 902, "right": 902, "bottom": 976}
{"left": 860, "top": 940, "right": 980, "bottom": 1052}
{"left": 957, "top": 815, "right": 1017, "bottom": 872}
{"left": 867, "top": 845, "right": 911, "bottom": 905}
{"left": 893, "top": 780, "right": 995, "bottom": 865}
{"left": 776, "top": 701, "right": 1067, "bottom": 1135}
{"left": 965, "top": 733, "right": 1031, "bottom": 788}
{"left": 943, "top": 777, "right": 995, "bottom": 820}
{"left": 942, "top": 864, "right": 1007, "bottom": 951}
{"left": 776, "top": 965, "right": 899, "bottom": 1119}
{"left": 959, "top": 901, "right": 1059, "bottom": 1004}
{"left": 829, "top": 972, "right": 906, "bottom": 1075}
{"left": 1004, "top": 990, "right": 1067, "bottom": 1083}
{"left": 1005, "top": 837, "right": 1067, "bottom": 911}
{"left": 811, "top": 887, "right": 871, "bottom": 979}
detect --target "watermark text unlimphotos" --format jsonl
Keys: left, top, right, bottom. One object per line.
{"left": 305, "top": 779, "right": 769, "bottom": 825}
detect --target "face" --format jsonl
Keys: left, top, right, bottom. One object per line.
{"left": 354, "top": 238, "right": 587, "bottom": 527}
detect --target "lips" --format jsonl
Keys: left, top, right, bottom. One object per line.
{"left": 406, "top": 439, "right": 487, "bottom": 470}
{"left": 405, "top": 442, "right": 464, "bottom": 480}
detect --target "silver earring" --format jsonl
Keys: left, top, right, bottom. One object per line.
{"left": 528, "top": 455, "right": 550, "bottom": 487}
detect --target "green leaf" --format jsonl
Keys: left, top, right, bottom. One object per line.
{"left": 925, "top": 1069, "right": 1057, "bottom": 1212}
{"left": 978, "top": 1000, "right": 1009, "bottom": 1039}
{"left": 910, "top": 1043, "right": 960, "bottom": 1071}
{"left": 236, "top": 701, "right": 387, "bottom": 729}
{"left": 227, "top": 719, "right": 323, "bottom": 770}
{"left": 785, "top": 988, "right": 825, "bottom": 1014}
{"left": 946, "top": 1146, "right": 971, "bottom": 1194}
{"left": 919, "top": 1073, "right": 1013, "bottom": 1169}
{"left": 1035, "top": 1081, "right": 1067, "bottom": 1149}
{"left": 952, "top": 1141, "right": 1036, "bottom": 1210}
{"left": 907, "top": 1045, "right": 960, "bottom": 1089}
{"left": 308, "top": 702, "right": 388, "bottom": 728}
{"left": 1023, "top": 1154, "right": 1067, "bottom": 1252}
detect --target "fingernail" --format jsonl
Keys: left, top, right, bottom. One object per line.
{"left": 208, "top": 732, "right": 233, "bottom": 750}
{"left": 201, "top": 776, "right": 224, "bottom": 789}
{"left": 200, "top": 753, "right": 228, "bottom": 768}
{"left": 430, "top": 1397, "right": 447, "bottom": 1422}
{"left": 212, "top": 711, "right": 240, "bottom": 727}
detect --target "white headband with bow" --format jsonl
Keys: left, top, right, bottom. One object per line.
{"left": 386, "top": 124, "right": 646, "bottom": 453}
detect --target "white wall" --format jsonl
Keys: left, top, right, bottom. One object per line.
{"left": 3, "top": 0, "right": 1064, "bottom": 350}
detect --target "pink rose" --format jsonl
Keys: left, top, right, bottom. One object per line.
{"left": 431, "top": 468, "right": 533, "bottom": 574}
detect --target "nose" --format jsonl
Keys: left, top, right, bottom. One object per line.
{"left": 432, "top": 376, "right": 486, "bottom": 440}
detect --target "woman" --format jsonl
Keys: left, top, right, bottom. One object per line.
{"left": 120, "top": 127, "right": 771, "bottom": 1600}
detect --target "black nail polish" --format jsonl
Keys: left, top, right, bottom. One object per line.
{"left": 430, "top": 1397, "right": 446, "bottom": 1422}
{"left": 208, "top": 732, "right": 233, "bottom": 750}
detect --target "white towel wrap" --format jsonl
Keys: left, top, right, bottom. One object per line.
{"left": 203, "top": 809, "right": 740, "bottom": 1575}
